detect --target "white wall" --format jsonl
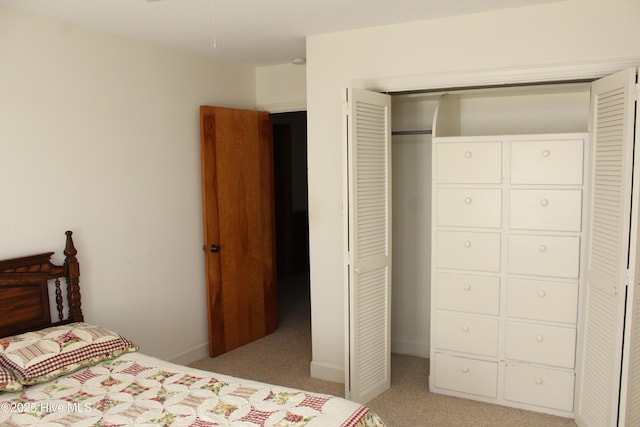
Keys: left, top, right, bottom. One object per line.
{"left": 256, "top": 63, "right": 306, "bottom": 113}
{"left": 306, "top": 0, "right": 640, "bottom": 381}
{"left": 457, "top": 85, "right": 591, "bottom": 135}
{"left": 390, "top": 95, "right": 436, "bottom": 357}
{"left": 0, "top": 7, "right": 256, "bottom": 362}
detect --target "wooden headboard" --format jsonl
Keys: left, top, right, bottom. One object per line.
{"left": 0, "top": 231, "right": 83, "bottom": 338}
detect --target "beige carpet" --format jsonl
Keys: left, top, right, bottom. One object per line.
{"left": 190, "top": 275, "right": 577, "bottom": 427}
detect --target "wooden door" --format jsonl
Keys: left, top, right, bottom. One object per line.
{"left": 200, "top": 106, "right": 278, "bottom": 357}
{"left": 345, "top": 88, "right": 392, "bottom": 403}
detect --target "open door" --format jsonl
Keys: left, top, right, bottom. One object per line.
{"left": 200, "top": 106, "right": 278, "bottom": 357}
{"left": 619, "top": 70, "right": 640, "bottom": 427}
{"left": 575, "top": 68, "right": 638, "bottom": 427}
{"left": 344, "top": 88, "right": 392, "bottom": 403}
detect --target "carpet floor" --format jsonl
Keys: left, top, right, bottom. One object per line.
{"left": 190, "top": 275, "right": 577, "bottom": 427}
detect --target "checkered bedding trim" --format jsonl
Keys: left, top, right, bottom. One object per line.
{"left": 0, "top": 366, "right": 22, "bottom": 393}
{"left": 0, "top": 337, "right": 138, "bottom": 385}
{"left": 341, "top": 405, "right": 371, "bottom": 427}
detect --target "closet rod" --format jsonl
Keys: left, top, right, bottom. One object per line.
{"left": 392, "top": 130, "right": 432, "bottom": 136}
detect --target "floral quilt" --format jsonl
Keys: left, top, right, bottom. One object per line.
{"left": 0, "top": 352, "right": 386, "bottom": 426}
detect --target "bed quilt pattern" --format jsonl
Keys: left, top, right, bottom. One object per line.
{"left": 0, "top": 353, "right": 385, "bottom": 427}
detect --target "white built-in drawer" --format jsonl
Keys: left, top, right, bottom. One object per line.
{"left": 505, "top": 321, "right": 576, "bottom": 368}
{"left": 509, "top": 189, "right": 582, "bottom": 232}
{"left": 437, "top": 273, "right": 500, "bottom": 315}
{"left": 510, "top": 138, "right": 584, "bottom": 185}
{"left": 504, "top": 363, "right": 575, "bottom": 412}
{"left": 508, "top": 234, "right": 580, "bottom": 278}
{"left": 436, "top": 142, "right": 502, "bottom": 184}
{"left": 507, "top": 278, "right": 578, "bottom": 324}
{"left": 437, "top": 231, "right": 501, "bottom": 272}
{"left": 437, "top": 189, "right": 502, "bottom": 228}
{"left": 434, "top": 353, "right": 498, "bottom": 398}
{"left": 435, "top": 312, "right": 499, "bottom": 356}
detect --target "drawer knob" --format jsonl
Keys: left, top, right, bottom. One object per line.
{"left": 464, "top": 151, "right": 472, "bottom": 159}
{"left": 464, "top": 197, "right": 473, "bottom": 205}
{"left": 462, "top": 325, "right": 470, "bottom": 333}
{"left": 463, "top": 283, "right": 472, "bottom": 291}
{"left": 540, "top": 198, "right": 549, "bottom": 207}
{"left": 464, "top": 240, "right": 472, "bottom": 248}
{"left": 542, "top": 149, "right": 551, "bottom": 158}
{"left": 536, "top": 334, "right": 544, "bottom": 343}
{"left": 461, "top": 367, "right": 470, "bottom": 374}
{"left": 539, "top": 245, "right": 547, "bottom": 253}
{"left": 537, "top": 290, "right": 546, "bottom": 298}
{"left": 535, "top": 377, "right": 544, "bottom": 385}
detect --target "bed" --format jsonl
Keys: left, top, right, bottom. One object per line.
{"left": 0, "top": 231, "right": 386, "bottom": 426}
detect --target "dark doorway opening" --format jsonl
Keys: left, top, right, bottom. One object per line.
{"left": 272, "top": 111, "right": 309, "bottom": 280}
{"left": 271, "top": 111, "right": 310, "bottom": 326}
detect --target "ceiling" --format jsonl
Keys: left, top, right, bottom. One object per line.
{"left": 0, "top": 0, "right": 564, "bottom": 66}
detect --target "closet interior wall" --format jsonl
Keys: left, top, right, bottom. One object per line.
{"left": 389, "top": 83, "right": 591, "bottom": 362}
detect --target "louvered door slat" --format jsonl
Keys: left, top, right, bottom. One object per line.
{"left": 576, "top": 68, "right": 637, "bottom": 427}
{"left": 627, "top": 289, "right": 640, "bottom": 422}
{"left": 621, "top": 68, "right": 640, "bottom": 426}
{"left": 578, "top": 283, "right": 623, "bottom": 425}
{"left": 346, "top": 88, "right": 391, "bottom": 404}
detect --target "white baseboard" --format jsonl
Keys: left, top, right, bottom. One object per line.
{"left": 168, "top": 342, "right": 209, "bottom": 365}
{"left": 391, "top": 339, "right": 430, "bottom": 358}
{"left": 310, "top": 361, "right": 344, "bottom": 384}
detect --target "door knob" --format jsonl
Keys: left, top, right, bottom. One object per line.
{"left": 203, "top": 244, "right": 220, "bottom": 253}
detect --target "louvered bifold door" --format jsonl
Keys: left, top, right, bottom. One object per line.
{"left": 620, "top": 69, "right": 640, "bottom": 427}
{"left": 345, "top": 88, "right": 392, "bottom": 404}
{"left": 575, "top": 68, "right": 638, "bottom": 427}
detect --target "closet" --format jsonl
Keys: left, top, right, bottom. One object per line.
{"left": 346, "top": 68, "right": 640, "bottom": 425}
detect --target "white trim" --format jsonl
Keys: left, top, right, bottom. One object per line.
{"left": 167, "top": 342, "right": 209, "bottom": 365}
{"left": 310, "top": 360, "right": 345, "bottom": 383}
{"left": 257, "top": 100, "right": 306, "bottom": 114}
{"left": 354, "top": 57, "right": 640, "bottom": 93}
